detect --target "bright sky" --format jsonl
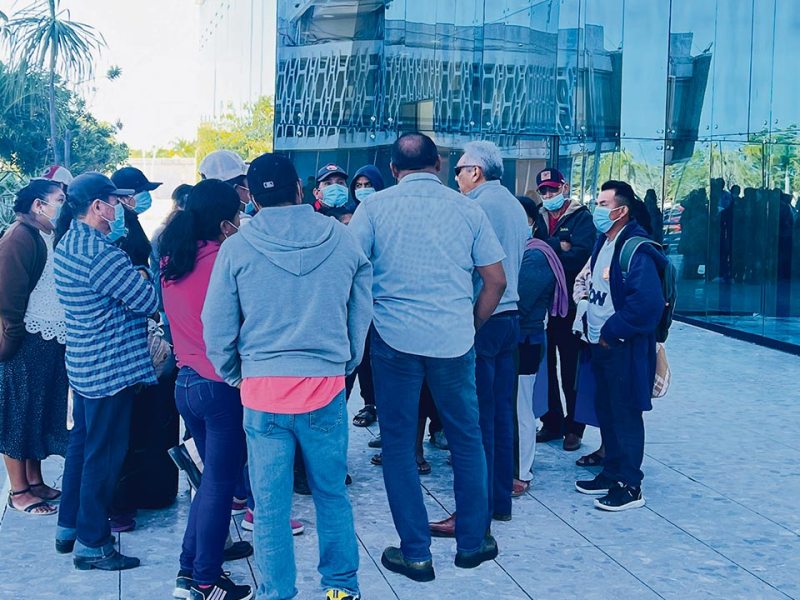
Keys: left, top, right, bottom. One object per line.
{"left": 2, "top": 0, "right": 203, "bottom": 150}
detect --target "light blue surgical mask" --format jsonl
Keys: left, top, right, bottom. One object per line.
{"left": 593, "top": 205, "right": 623, "bottom": 234}
{"left": 41, "top": 200, "right": 62, "bottom": 227}
{"left": 542, "top": 193, "right": 566, "bottom": 212}
{"left": 354, "top": 187, "right": 375, "bottom": 203}
{"left": 244, "top": 200, "right": 257, "bottom": 216}
{"left": 527, "top": 224, "right": 534, "bottom": 239}
{"left": 133, "top": 191, "right": 152, "bottom": 214}
{"left": 321, "top": 183, "right": 349, "bottom": 208}
{"left": 100, "top": 200, "right": 128, "bottom": 242}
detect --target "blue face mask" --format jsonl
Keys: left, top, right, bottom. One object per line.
{"left": 41, "top": 201, "right": 62, "bottom": 227}
{"left": 593, "top": 206, "right": 623, "bottom": 233}
{"left": 133, "top": 191, "right": 152, "bottom": 214}
{"left": 101, "top": 200, "right": 128, "bottom": 242}
{"left": 542, "top": 192, "right": 566, "bottom": 212}
{"left": 354, "top": 187, "right": 375, "bottom": 203}
{"left": 321, "top": 183, "right": 349, "bottom": 208}
{"left": 244, "top": 200, "right": 257, "bottom": 216}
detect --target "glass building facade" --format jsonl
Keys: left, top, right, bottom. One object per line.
{"left": 212, "top": 0, "right": 800, "bottom": 350}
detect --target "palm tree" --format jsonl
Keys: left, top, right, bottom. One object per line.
{"left": 3, "top": 0, "right": 105, "bottom": 164}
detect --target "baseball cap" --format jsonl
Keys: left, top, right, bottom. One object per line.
{"left": 111, "top": 166, "right": 162, "bottom": 193}
{"left": 535, "top": 168, "right": 566, "bottom": 190}
{"left": 40, "top": 165, "right": 74, "bottom": 186}
{"left": 316, "top": 163, "right": 348, "bottom": 184}
{"left": 67, "top": 172, "right": 135, "bottom": 206}
{"left": 247, "top": 153, "right": 299, "bottom": 200}
{"left": 199, "top": 150, "right": 248, "bottom": 182}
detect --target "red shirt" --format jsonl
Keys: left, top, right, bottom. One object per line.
{"left": 240, "top": 376, "right": 344, "bottom": 414}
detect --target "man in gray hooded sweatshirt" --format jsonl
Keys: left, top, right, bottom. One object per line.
{"left": 202, "top": 153, "right": 372, "bottom": 600}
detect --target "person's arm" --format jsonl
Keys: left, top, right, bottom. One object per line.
{"left": 474, "top": 262, "right": 506, "bottom": 329}
{"left": 0, "top": 228, "right": 37, "bottom": 360}
{"left": 345, "top": 250, "right": 373, "bottom": 376}
{"left": 88, "top": 246, "right": 158, "bottom": 316}
{"left": 201, "top": 247, "right": 243, "bottom": 387}
{"left": 572, "top": 258, "right": 592, "bottom": 303}
{"left": 553, "top": 210, "right": 596, "bottom": 275}
{"left": 601, "top": 251, "right": 665, "bottom": 346}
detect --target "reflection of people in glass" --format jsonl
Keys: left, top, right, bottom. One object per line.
{"left": 643, "top": 189, "right": 664, "bottom": 245}
{"left": 777, "top": 192, "right": 794, "bottom": 317}
{"left": 678, "top": 188, "right": 709, "bottom": 280}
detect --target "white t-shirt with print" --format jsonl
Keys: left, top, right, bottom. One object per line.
{"left": 587, "top": 236, "right": 617, "bottom": 344}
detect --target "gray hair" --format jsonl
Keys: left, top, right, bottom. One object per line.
{"left": 462, "top": 141, "right": 504, "bottom": 181}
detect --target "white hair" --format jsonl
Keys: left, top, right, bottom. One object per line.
{"left": 462, "top": 141, "right": 504, "bottom": 181}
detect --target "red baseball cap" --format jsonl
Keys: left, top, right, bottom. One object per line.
{"left": 536, "top": 168, "right": 566, "bottom": 190}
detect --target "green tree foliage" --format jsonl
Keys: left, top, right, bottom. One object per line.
{"left": 196, "top": 96, "right": 274, "bottom": 163}
{"left": 0, "top": 63, "right": 128, "bottom": 176}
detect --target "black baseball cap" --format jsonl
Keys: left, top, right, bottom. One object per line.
{"left": 315, "top": 163, "right": 348, "bottom": 184}
{"left": 535, "top": 168, "right": 566, "bottom": 190}
{"left": 67, "top": 172, "right": 135, "bottom": 206}
{"left": 247, "top": 153, "right": 299, "bottom": 200}
{"left": 111, "top": 166, "right": 162, "bottom": 193}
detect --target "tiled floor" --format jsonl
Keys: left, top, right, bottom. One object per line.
{"left": 1, "top": 323, "right": 798, "bottom": 599}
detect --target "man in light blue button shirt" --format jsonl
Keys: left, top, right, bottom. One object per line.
{"left": 349, "top": 132, "right": 507, "bottom": 581}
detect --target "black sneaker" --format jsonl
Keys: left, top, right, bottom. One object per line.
{"left": 380, "top": 546, "right": 435, "bottom": 582}
{"left": 454, "top": 534, "right": 499, "bottom": 569}
{"left": 190, "top": 573, "right": 253, "bottom": 600}
{"left": 174, "top": 569, "right": 193, "bottom": 599}
{"left": 73, "top": 549, "right": 140, "bottom": 571}
{"left": 594, "top": 483, "right": 645, "bottom": 512}
{"left": 575, "top": 473, "right": 617, "bottom": 495}
{"left": 536, "top": 428, "right": 563, "bottom": 443}
{"left": 223, "top": 541, "right": 253, "bottom": 562}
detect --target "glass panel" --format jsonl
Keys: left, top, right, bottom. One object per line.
{"left": 770, "top": 0, "right": 800, "bottom": 139}
{"left": 619, "top": 0, "right": 670, "bottom": 139}
{"left": 749, "top": 0, "right": 775, "bottom": 139}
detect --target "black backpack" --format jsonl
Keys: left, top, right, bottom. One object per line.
{"left": 620, "top": 236, "right": 677, "bottom": 343}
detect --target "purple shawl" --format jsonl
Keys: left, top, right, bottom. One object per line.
{"left": 525, "top": 238, "right": 569, "bottom": 317}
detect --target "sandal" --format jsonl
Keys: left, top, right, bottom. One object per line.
{"left": 7, "top": 487, "right": 57, "bottom": 516}
{"left": 370, "top": 452, "right": 383, "bottom": 466}
{"left": 352, "top": 405, "right": 377, "bottom": 427}
{"left": 29, "top": 481, "right": 62, "bottom": 502}
{"left": 576, "top": 450, "right": 605, "bottom": 468}
{"left": 415, "top": 455, "right": 431, "bottom": 475}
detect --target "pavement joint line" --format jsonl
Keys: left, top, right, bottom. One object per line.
{"left": 354, "top": 530, "right": 401, "bottom": 599}
{"left": 529, "top": 493, "right": 667, "bottom": 600}
{"left": 642, "top": 503, "right": 797, "bottom": 600}
{"left": 644, "top": 452, "right": 800, "bottom": 538}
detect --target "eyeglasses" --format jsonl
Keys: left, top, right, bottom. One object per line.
{"left": 454, "top": 165, "right": 479, "bottom": 177}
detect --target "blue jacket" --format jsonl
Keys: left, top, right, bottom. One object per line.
{"left": 590, "top": 221, "right": 667, "bottom": 411}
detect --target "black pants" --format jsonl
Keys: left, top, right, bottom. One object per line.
{"left": 543, "top": 309, "right": 585, "bottom": 437}
{"left": 591, "top": 344, "right": 645, "bottom": 487}
{"left": 345, "top": 334, "right": 375, "bottom": 407}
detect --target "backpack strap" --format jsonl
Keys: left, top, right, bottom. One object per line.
{"left": 620, "top": 236, "right": 659, "bottom": 278}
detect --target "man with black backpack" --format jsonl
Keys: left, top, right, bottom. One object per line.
{"left": 574, "top": 180, "right": 670, "bottom": 512}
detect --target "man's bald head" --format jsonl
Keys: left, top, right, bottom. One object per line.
{"left": 390, "top": 132, "right": 440, "bottom": 173}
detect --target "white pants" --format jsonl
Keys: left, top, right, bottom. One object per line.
{"left": 515, "top": 374, "right": 539, "bottom": 482}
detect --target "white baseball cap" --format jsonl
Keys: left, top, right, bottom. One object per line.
{"left": 40, "top": 165, "right": 74, "bottom": 186}
{"left": 199, "top": 150, "right": 248, "bottom": 182}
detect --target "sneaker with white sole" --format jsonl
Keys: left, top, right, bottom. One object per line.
{"left": 231, "top": 497, "right": 248, "bottom": 516}
{"left": 326, "top": 589, "right": 360, "bottom": 600}
{"left": 575, "top": 473, "right": 617, "bottom": 495}
{"left": 174, "top": 569, "right": 192, "bottom": 599}
{"left": 240, "top": 508, "right": 304, "bottom": 536}
{"left": 189, "top": 573, "right": 252, "bottom": 600}
{"left": 594, "top": 483, "right": 645, "bottom": 512}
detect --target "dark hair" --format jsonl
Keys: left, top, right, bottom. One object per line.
{"left": 171, "top": 184, "right": 193, "bottom": 210}
{"left": 516, "top": 195, "right": 539, "bottom": 222}
{"left": 226, "top": 174, "right": 247, "bottom": 188}
{"left": 390, "top": 132, "right": 439, "bottom": 171}
{"left": 14, "top": 180, "right": 61, "bottom": 213}
{"left": 118, "top": 210, "right": 152, "bottom": 268}
{"left": 628, "top": 199, "right": 654, "bottom": 236}
{"left": 159, "top": 179, "right": 240, "bottom": 281}
{"left": 600, "top": 180, "right": 636, "bottom": 209}
{"left": 253, "top": 184, "right": 297, "bottom": 208}
{"left": 55, "top": 188, "right": 99, "bottom": 245}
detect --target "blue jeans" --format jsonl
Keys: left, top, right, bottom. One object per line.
{"left": 475, "top": 313, "right": 520, "bottom": 518}
{"left": 57, "top": 387, "right": 134, "bottom": 557}
{"left": 591, "top": 343, "right": 645, "bottom": 487}
{"left": 244, "top": 391, "right": 358, "bottom": 600}
{"left": 370, "top": 329, "right": 488, "bottom": 561}
{"left": 176, "top": 367, "right": 246, "bottom": 585}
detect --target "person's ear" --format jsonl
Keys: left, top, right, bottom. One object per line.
{"left": 313, "top": 186, "right": 322, "bottom": 201}
{"left": 434, "top": 156, "right": 442, "bottom": 173}
{"left": 563, "top": 183, "right": 570, "bottom": 196}
{"left": 390, "top": 163, "right": 399, "bottom": 181}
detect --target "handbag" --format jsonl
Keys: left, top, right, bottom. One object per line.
{"left": 652, "top": 342, "right": 671, "bottom": 398}
{"left": 147, "top": 317, "right": 173, "bottom": 380}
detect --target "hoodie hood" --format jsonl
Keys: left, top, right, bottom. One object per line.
{"left": 349, "top": 165, "right": 386, "bottom": 200}
{"left": 239, "top": 204, "right": 341, "bottom": 276}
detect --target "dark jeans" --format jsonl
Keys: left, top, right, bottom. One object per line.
{"left": 590, "top": 344, "right": 645, "bottom": 487}
{"left": 543, "top": 309, "right": 586, "bottom": 437}
{"left": 176, "top": 367, "right": 246, "bottom": 584}
{"left": 57, "top": 387, "right": 135, "bottom": 557}
{"left": 345, "top": 334, "right": 375, "bottom": 407}
{"left": 370, "top": 328, "right": 488, "bottom": 560}
{"left": 475, "top": 313, "right": 519, "bottom": 518}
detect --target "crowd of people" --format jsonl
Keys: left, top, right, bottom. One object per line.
{"left": 0, "top": 133, "right": 670, "bottom": 600}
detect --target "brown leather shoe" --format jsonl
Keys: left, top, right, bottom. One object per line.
{"left": 563, "top": 433, "right": 582, "bottom": 452}
{"left": 429, "top": 513, "right": 456, "bottom": 538}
